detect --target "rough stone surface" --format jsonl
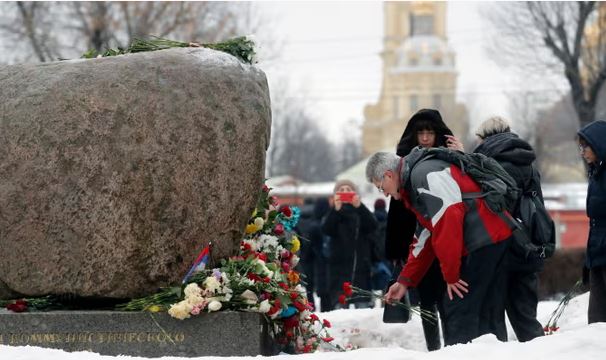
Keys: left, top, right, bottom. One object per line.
{"left": 0, "top": 48, "right": 271, "bottom": 299}
{"left": 0, "top": 310, "right": 277, "bottom": 357}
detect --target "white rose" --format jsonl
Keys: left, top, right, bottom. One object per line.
{"left": 208, "top": 300, "right": 222, "bottom": 312}
{"left": 258, "top": 299, "right": 271, "bottom": 313}
{"left": 240, "top": 289, "right": 258, "bottom": 305}
{"left": 184, "top": 283, "right": 202, "bottom": 298}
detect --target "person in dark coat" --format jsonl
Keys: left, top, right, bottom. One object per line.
{"left": 577, "top": 120, "right": 606, "bottom": 324}
{"left": 322, "top": 179, "right": 378, "bottom": 309}
{"left": 385, "top": 108, "right": 463, "bottom": 351}
{"left": 307, "top": 198, "right": 332, "bottom": 311}
{"left": 371, "top": 199, "right": 392, "bottom": 294}
{"left": 474, "top": 116, "right": 545, "bottom": 342}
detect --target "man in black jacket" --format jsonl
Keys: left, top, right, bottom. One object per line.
{"left": 474, "top": 116, "right": 545, "bottom": 342}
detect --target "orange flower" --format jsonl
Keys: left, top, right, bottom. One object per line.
{"left": 287, "top": 270, "right": 300, "bottom": 284}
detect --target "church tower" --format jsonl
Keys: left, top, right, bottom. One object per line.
{"left": 362, "top": 2, "right": 469, "bottom": 155}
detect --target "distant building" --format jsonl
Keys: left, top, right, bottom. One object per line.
{"left": 362, "top": 1, "right": 469, "bottom": 156}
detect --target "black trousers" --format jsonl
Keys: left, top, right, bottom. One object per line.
{"left": 589, "top": 265, "right": 606, "bottom": 323}
{"left": 416, "top": 260, "right": 446, "bottom": 351}
{"left": 505, "top": 269, "right": 545, "bottom": 342}
{"left": 442, "top": 240, "right": 509, "bottom": 345}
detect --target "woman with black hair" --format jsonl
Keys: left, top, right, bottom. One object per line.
{"left": 385, "top": 108, "right": 463, "bottom": 351}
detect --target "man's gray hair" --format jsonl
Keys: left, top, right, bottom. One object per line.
{"left": 365, "top": 152, "right": 401, "bottom": 183}
{"left": 475, "top": 116, "right": 511, "bottom": 140}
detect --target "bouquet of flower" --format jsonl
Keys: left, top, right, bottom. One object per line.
{"left": 118, "top": 184, "right": 337, "bottom": 353}
{"left": 339, "top": 282, "right": 438, "bottom": 323}
{"left": 81, "top": 35, "right": 257, "bottom": 64}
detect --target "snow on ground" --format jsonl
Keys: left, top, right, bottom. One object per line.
{"left": 2, "top": 293, "right": 605, "bottom": 360}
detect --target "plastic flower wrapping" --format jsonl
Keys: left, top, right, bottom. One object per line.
{"left": 120, "top": 183, "right": 336, "bottom": 353}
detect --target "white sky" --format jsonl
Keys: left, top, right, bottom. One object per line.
{"left": 255, "top": 1, "right": 525, "bottom": 142}
{"left": 2, "top": 293, "right": 605, "bottom": 359}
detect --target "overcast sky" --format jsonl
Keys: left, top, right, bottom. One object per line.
{"left": 255, "top": 1, "right": 526, "bottom": 142}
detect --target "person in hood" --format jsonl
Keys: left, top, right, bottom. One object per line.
{"left": 577, "top": 120, "right": 606, "bottom": 324}
{"left": 385, "top": 108, "right": 463, "bottom": 350}
{"left": 474, "top": 116, "right": 545, "bottom": 342}
{"left": 322, "top": 179, "right": 378, "bottom": 309}
{"left": 366, "top": 150, "right": 512, "bottom": 345}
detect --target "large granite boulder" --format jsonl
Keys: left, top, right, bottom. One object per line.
{"left": 0, "top": 47, "right": 271, "bottom": 299}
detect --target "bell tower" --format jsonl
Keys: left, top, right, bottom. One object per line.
{"left": 362, "top": 2, "right": 469, "bottom": 155}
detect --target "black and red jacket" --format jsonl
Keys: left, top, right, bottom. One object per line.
{"left": 397, "top": 148, "right": 512, "bottom": 287}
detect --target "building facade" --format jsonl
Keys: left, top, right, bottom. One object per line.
{"left": 362, "top": 2, "right": 469, "bottom": 155}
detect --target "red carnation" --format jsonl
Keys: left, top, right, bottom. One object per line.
{"left": 338, "top": 294, "right": 347, "bottom": 305}
{"left": 322, "top": 336, "right": 334, "bottom": 343}
{"left": 247, "top": 273, "right": 261, "bottom": 282}
{"left": 303, "top": 344, "right": 313, "bottom": 353}
{"left": 293, "top": 301, "right": 307, "bottom": 312}
{"left": 310, "top": 314, "right": 319, "bottom": 322}
{"left": 274, "top": 223, "right": 285, "bottom": 236}
{"left": 342, "top": 282, "right": 353, "bottom": 296}
{"left": 322, "top": 319, "right": 332, "bottom": 328}
{"left": 262, "top": 184, "right": 270, "bottom": 193}
{"left": 280, "top": 206, "right": 292, "bottom": 218}
{"left": 262, "top": 276, "right": 271, "bottom": 283}
{"left": 290, "top": 291, "right": 299, "bottom": 300}
{"left": 256, "top": 252, "right": 267, "bottom": 262}
{"left": 6, "top": 299, "right": 27, "bottom": 313}
{"left": 278, "top": 282, "right": 289, "bottom": 290}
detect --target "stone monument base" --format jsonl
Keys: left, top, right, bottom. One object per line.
{"left": 0, "top": 310, "right": 278, "bottom": 357}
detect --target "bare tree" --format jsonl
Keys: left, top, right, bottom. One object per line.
{"left": 266, "top": 80, "right": 340, "bottom": 183}
{"left": 0, "top": 1, "right": 273, "bottom": 63}
{"left": 484, "top": 2, "right": 606, "bottom": 128}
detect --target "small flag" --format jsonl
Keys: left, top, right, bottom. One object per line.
{"left": 181, "top": 243, "right": 211, "bottom": 284}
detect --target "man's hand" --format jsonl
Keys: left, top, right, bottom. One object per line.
{"left": 385, "top": 282, "right": 408, "bottom": 305}
{"left": 446, "top": 279, "right": 469, "bottom": 300}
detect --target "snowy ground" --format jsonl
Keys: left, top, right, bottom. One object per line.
{"left": 2, "top": 292, "right": 605, "bottom": 360}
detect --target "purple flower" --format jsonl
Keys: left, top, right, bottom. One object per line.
{"left": 212, "top": 268, "right": 222, "bottom": 280}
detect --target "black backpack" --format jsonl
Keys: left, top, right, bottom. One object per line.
{"left": 511, "top": 167, "right": 556, "bottom": 259}
{"left": 418, "top": 147, "right": 520, "bottom": 214}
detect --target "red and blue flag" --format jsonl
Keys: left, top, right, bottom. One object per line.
{"left": 182, "top": 245, "right": 211, "bottom": 284}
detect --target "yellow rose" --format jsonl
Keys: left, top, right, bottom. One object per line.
{"left": 290, "top": 236, "right": 301, "bottom": 253}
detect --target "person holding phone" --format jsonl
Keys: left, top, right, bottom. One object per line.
{"left": 384, "top": 108, "right": 463, "bottom": 351}
{"left": 322, "top": 179, "right": 378, "bottom": 309}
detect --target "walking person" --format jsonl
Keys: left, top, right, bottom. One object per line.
{"left": 577, "top": 120, "right": 606, "bottom": 324}
{"left": 322, "top": 179, "right": 378, "bottom": 309}
{"left": 384, "top": 108, "right": 463, "bottom": 350}
{"left": 474, "top": 116, "right": 546, "bottom": 342}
